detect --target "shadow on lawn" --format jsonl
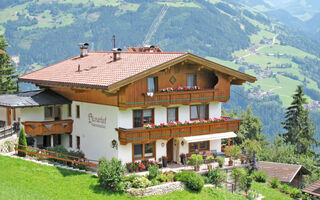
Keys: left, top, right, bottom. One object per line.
{"left": 89, "top": 184, "right": 124, "bottom": 196}
{"left": 55, "top": 166, "right": 89, "bottom": 177}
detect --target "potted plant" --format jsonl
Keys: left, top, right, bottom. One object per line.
{"left": 216, "top": 156, "right": 225, "bottom": 168}
{"left": 206, "top": 155, "right": 214, "bottom": 170}
{"left": 180, "top": 153, "right": 186, "bottom": 165}
{"left": 187, "top": 154, "right": 204, "bottom": 171}
{"left": 162, "top": 156, "right": 168, "bottom": 168}
{"left": 225, "top": 145, "right": 241, "bottom": 166}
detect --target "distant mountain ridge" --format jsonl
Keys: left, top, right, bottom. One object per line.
{"left": 1, "top": 0, "right": 319, "bottom": 140}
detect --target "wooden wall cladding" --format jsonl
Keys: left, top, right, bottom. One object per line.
{"left": 119, "top": 63, "right": 231, "bottom": 107}
{"left": 117, "top": 119, "right": 241, "bottom": 145}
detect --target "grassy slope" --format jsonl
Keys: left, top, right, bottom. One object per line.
{"left": 0, "top": 155, "right": 246, "bottom": 200}
{"left": 252, "top": 182, "right": 294, "bottom": 200}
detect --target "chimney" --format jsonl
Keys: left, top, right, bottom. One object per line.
{"left": 112, "top": 47, "right": 122, "bottom": 61}
{"left": 78, "top": 43, "right": 89, "bottom": 57}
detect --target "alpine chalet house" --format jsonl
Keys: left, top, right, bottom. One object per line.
{"left": 0, "top": 44, "right": 256, "bottom": 163}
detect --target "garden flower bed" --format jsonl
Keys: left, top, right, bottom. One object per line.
{"left": 143, "top": 117, "right": 229, "bottom": 129}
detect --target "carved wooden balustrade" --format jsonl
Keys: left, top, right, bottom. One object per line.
{"left": 116, "top": 119, "right": 241, "bottom": 145}
{"left": 22, "top": 120, "right": 73, "bottom": 136}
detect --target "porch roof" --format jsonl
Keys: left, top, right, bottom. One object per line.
{"left": 183, "top": 132, "right": 237, "bottom": 143}
{"left": 0, "top": 89, "right": 71, "bottom": 108}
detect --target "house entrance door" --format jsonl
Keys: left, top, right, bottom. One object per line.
{"left": 167, "top": 138, "right": 174, "bottom": 162}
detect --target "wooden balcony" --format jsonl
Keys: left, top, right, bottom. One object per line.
{"left": 119, "top": 88, "right": 230, "bottom": 108}
{"left": 116, "top": 119, "right": 241, "bottom": 145}
{"left": 22, "top": 120, "right": 73, "bottom": 136}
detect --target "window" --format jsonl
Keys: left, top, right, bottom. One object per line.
{"left": 133, "top": 109, "right": 154, "bottom": 128}
{"left": 189, "top": 141, "right": 209, "bottom": 153}
{"left": 45, "top": 106, "right": 53, "bottom": 119}
{"left": 167, "top": 107, "right": 178, "bottom": 123}
{"left": 76, "top": 136, "right": 80, "bottom": 149}
{"left": 54, "top": 106, "right": 61, "bottom": 121}
{"left": 187, "top": 74, "right": 196, "bottom": 87}
{"left": 69, "top": 135, "right": 73, "bottom": 148}
{"left": 133, "top": 142, "right": 155, "bottom": 160}
{"left": 68, "top": 104, "right": 72, "bottom": 117}
{"left": 190, "top": 104, "right": 208, "bottom": 120}
{"left": 76, "top": 105, "right": 80, "bottom": 118}
{"left": 53, "top": 135, "right": 61, "bottom": 146}
{"left": 147, "top": 77, "right": 158, "bottom": 92}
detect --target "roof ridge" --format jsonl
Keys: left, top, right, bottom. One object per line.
{"left": 259, "top": 161, "right": 302, "bottom": 167}
{"left": 88, "top": 51, "right": 187, "bottom": 54}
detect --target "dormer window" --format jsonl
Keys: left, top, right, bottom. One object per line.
{"left": 187, "top": 74, "right": 196, "bottom": 87}
{"left": 148, "top": 77, "right": 158, "bottom": 92}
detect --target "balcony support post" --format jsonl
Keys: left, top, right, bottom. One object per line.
{"left": 51, "top": 135, "right": 54, "bottom": 147}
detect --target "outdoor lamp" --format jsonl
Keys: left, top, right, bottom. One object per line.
{"left": 111, "top": 140, "right": 118, "bottom": 150}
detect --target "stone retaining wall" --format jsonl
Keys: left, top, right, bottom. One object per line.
{"left": 126, "top": 181, "right": 185, "bottom": 197}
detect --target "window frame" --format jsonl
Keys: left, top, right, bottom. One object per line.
{"left": 190, "top": 104, "right": 209, "bottom": 120}
{"left": 133, "top": 109, "right": 154, "bottom": 128}
{"left": 147, "top": 76, "right": 158, "bottom": 92}
{"left": 44, "top": 106, "right": 54, "bottom": 120}
{"left": 68, "top": 104, "right": 72, "bottom": 117}
{"left": 76, "top": 105, "right": 80, "bottom": 119}
{"left": 76, "top": 136, "right": 80, "bottom": 149}
{"left": 69, "top": 135, "right": 73, "bottom": 148}
{"left": 187, "top": 74, "right": 197, "bottom": 87}
{"left": 188, "top": 141, "right": 210, "bottom": 153}
{"left": 167, "top": 107, "right": 179, "bottom": 123}
{"left": 132, "top": 142, "right": 156, "bottom": 161}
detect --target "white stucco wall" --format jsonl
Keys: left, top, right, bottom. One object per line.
{"left": 156, "top": 140, "right": 167, "bottom": 161}
{"left": 209, "top": 102, "right": 221, "bottom": 118}
{"left": 20, "top": 107, "right": 45, "bottom": 122}
{"left": 0, "top": 107, "right": 7, "bottom": 123}
{"left": 71, "top": 101, "right": 119, "bottom": 161}
{"left": 210, "top": 139, "right": 222, "bottom": 152}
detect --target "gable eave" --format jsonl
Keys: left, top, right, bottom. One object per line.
{"left": 107, "top": 53, "right": 256, "bottom": 93}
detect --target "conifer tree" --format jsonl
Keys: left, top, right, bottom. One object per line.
{"left": 281, "top": 85, "right": 318, "bottom": 154}
{"left": 0, "top": 35, "right": 17, "bottom": 94}
{"left": 18, "top": 127, "right": 27, "bottom": 157}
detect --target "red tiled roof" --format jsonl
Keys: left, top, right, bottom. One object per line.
{"left": 302, "top": 179, "right": 320, "bottom": 197}
{"left": 19, "top": 51, "right": 186, "bottom": 89}
{"left": 258, "top": 161, "right": 311, "bottom": 183}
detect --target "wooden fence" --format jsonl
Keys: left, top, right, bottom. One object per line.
{"left": 15, "top": 144, "right": 99, "bottom": 171}
{"left": 0, "top": 126, "right": 16, "bottom": 139}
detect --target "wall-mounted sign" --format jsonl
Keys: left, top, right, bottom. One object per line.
{"left": 88, "top": 113, "right": 106, "bottom": 128}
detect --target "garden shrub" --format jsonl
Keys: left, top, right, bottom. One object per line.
{"left": 280, "top": 184, "right": 291, "bottom": 194}
{"left": 206, "top": 155, "right": 214, "bottom": 163}
{"left": 173, "top": 170, "right": 193, "bottom": 182}
{"left": 207, "top": 167, "right": 227, "bottom": 187}
{"left": 215, "top": 156, "right": 225, "bottom": 167}
{"left": 269, "top": 177, "right": 280, "bottom": 188}
{"left": 131, "top": 176, "right": 151, "bottom": 188}
{"left": 290, "top": 187, "right": 302, "bottom": 198}
{"left": 156, "top": 173, "right": 168, "bottom": 183}
{"left": 187, "top": 154, "right": 204, "bottom": 167}
{"left": 17, "top": 128, "right": 27, "bottom": 157}
{"left": 98, "top": 157, "right": 125, "bottom": 193}
{"left": 231, "top": 168, "right": 247, "bottom": 190}
{"left": 185, "top": 172, "right": 204, "bottom": 192}
{"left": 202, "top": 175, "right": 210, "bottom": 184}
{"left": 148, "top": 164, "right": 159, "bottom": 180}
{"left": 252, "top": 170, "right": 267, "bottom": 183}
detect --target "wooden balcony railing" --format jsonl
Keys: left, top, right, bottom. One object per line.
{"left": 22, "top": 120, "right": 73, "bottom": 136}
{"left": 119, "top": 89, "right": 230, "bottom": 108}
{"left": 116, "top": 119, "right": 241, "bottom": 145}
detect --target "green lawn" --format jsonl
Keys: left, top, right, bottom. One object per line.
{"left": 0, "top": 155, "right": 246, "bottom": 200}
{"left": 252, "top": 182, "right": 294, "bottom": 200}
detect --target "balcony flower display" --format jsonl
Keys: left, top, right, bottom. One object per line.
{"left": 160, "top": 86, "right": 201, "bottom": 93}
{"left": 142, "top": 117, "right": 229, "bottom": 129}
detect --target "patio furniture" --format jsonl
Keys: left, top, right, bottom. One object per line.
{"left": 216, "top": 152, "right": 225, "bottom": 157}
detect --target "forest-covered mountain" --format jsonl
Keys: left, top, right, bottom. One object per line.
{"left": 1, "top": 0, "right": 319, "bottom": 140}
